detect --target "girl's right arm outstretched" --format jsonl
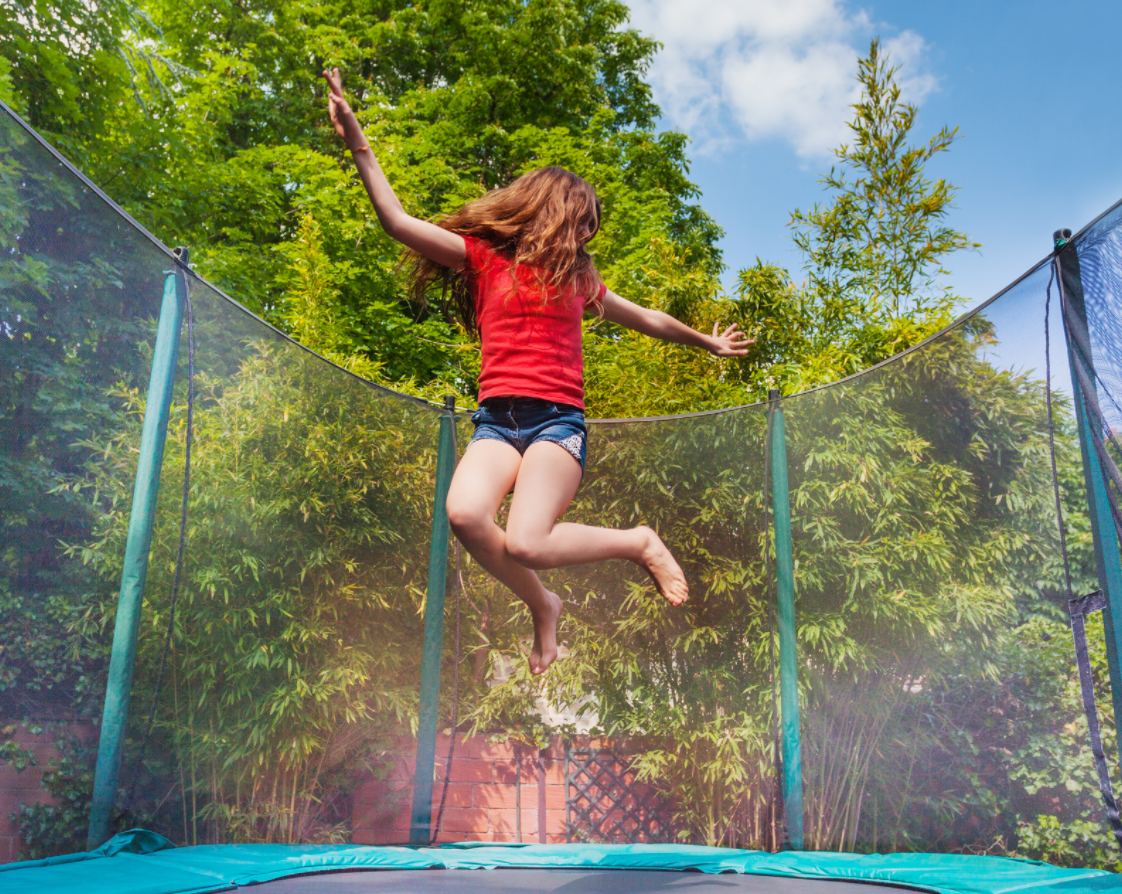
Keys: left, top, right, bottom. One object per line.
{"left": 322, "top": 68, "right": 465, "bottom": 270}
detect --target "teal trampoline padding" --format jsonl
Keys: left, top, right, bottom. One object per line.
{"left": 1, "top": 831, "right": 1119, "bottom": 894}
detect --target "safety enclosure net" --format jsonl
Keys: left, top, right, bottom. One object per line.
{"left": 2, "top": 101, "right": 1120, "bottom": 865}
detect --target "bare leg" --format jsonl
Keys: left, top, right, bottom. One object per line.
{"left": 445, "top": 439, "right": 563, "bottom": 674}
{"left": 505, "top": 441, "right": 689, "bottom": 605}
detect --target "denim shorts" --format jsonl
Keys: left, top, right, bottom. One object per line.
{"left": 469, "top": 397, "right": 588, "bottom": 471}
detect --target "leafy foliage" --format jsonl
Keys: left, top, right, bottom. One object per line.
{"left": 57, "top": 322, "right": 441, "bottom": 843}
{"left": 2, "top": 0, "right": 720, "bottom": 404}
{"left": 468, "top": 313, "right": 1110, "bottom": 860}
{"left": 0, "top": 727, "right": 35, "bottom": 772}
{"left": 11, "top": 732, "right": 100, "bottom": 860}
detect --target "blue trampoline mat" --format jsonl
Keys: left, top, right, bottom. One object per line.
{"left": 1, "top": 830, "right": 1119, "bottom": 894}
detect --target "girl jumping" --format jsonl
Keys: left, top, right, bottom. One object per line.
{"left": 324, "top": 69, "right": 750, "bottom": 675}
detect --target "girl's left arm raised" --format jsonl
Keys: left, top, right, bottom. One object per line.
{"left": 596, "top": 289, "right": 752, "bottom": 357}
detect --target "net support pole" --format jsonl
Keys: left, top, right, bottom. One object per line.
{"left": 87, "top": 260, "right": 187, "bottom": 849}
{"left": 537, "top": 750, "right": 547, "bottom": 843}
{"left": 410, "top": 395, "right": 457, "bottom": 844}
{"left": 768, "top": 390, "right": 804, "bottom": 849}
{"left": 1055, "top": 234, "right": 1122, "bottom": 757}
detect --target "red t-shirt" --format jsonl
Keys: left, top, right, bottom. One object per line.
{"left": 463, "top": 235, "right": 606, "bottom": 410}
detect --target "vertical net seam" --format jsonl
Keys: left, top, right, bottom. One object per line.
{"left": 1046, "top": 262, "right": 1075, "bottom": 599}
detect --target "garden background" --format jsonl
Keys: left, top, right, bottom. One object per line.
{"left": 0, "top": 0, "right": 1116, "bottom": 870}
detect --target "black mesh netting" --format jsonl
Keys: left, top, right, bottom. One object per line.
{"left": 0, "top": 108, "right": 436, "bottom": 851}
{"left": 1069, "top": 207, "right": 1122, "bottom": 549}
{"left": 2, "top": 103, "right": 1120, "bottom": 860}
{"left": 1075, "top": 205, "right": 1122, "bottom": 441}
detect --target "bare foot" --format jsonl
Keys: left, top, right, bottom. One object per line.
{"left": 529, "top": 589, "right": 563, "bottom": 675}
{"left": 638, "top": 526, "right": 689, "bottom": 606}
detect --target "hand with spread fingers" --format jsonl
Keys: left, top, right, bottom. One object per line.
{"left": 708, "top": 322, "right": 753, "bottom": 357}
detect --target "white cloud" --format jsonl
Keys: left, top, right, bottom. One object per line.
{"left": 626, "top": 0, "right": 936, "bottom": 159}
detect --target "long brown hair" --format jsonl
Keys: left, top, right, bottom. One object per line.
{"left": 404, "top": 166, "right": 602, "bottom": 334}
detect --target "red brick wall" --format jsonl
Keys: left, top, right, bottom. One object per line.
{"left": 0, "top": 728, "right": 661, "bottom": 858}
{"left": 0, "top": 722, "right": 92, "bottom": 863}
{"left": 352, "top": 735, "right": 569, "bottom": 844}
{"left": 2, "top": 727, "right": 567, "bottom": 860}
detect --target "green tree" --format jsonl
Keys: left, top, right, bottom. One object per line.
{"left": 793, "top": 40, "right": 975, "bottom": 318}
{"left": 1, "top": 0, "right": 722, "bottom": 403}
{"left": 584, "top": 39, "right": 982, "bottom": 417}
{"left": 732, "top": 39, "right": 979, "bottom": 399}
{"left": 460, "top": 41, "right": 1109, "bottom": 861}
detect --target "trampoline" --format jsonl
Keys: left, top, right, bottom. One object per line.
{"left": 5, "top": 91, "right": 1122, "bottom": 894}
{"left": 254, "top": 871, "right": 894, "bottom": 894}
{"left": 1, "top": 834, "right": 1119, "bottom": 893}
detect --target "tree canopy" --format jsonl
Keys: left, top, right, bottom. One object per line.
{"left": 1, "top": 11, "right": 974, "bottom": 414}
{"left": 1, "top": 0, "right": 725, "bottom": 403}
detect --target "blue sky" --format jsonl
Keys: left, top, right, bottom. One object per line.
{"left": 626, "top": 0, "right": 1122, "bottom": 312}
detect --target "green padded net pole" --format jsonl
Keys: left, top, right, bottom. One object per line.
{"left": 87, "top": 263, "right": 186, "bottom": 849}
{"left": 768, "top": 389, "right": 804, "bottom": 850}
{"left": 410, "top": 395, "right": 457, "bottom": 844}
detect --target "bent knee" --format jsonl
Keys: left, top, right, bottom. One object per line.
{"left": 505, "top": 529, "right": 547, "bottom": 568}
{"left": 445, "top": 495, "right": 490, "bottom": 536}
